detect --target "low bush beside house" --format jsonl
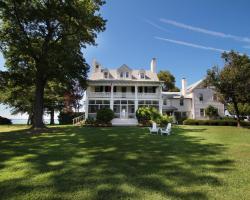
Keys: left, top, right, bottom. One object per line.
{"left": 0, "top": 116, "right": 12, "bottom": 125}
{"left": 96, "top": 108, "right": 114, "bottom": 126}
{"left": 183, "top": 119, "right": 250, "bottom": 126}
{"left": 136, "top": 106, "right": 172, "bottom": 127}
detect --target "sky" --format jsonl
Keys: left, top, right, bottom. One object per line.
{"left": 1, "top": 0, "right": 250, "bottom": 119}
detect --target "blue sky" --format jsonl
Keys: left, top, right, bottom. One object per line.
{"left": 1, "top": 0, "right": 250, "bottom": 119}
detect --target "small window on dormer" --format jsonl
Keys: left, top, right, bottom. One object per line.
{"left": 120, "top": 72, "right": 123, "bottom": 78}
{"left": 126, "top": 72, "right": 129, "bottom": 78}
{"left": 104, "top": 72, "right": 108, "bottom": 79}
{"left": 140, "top": 73, "right": 145, "bottom": 79}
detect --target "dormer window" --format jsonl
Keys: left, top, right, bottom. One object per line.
{"left": 140, "top": 73, "right": 145, "bottom": 79}
{"left": 126, "top": 72, "right": 129, "bottom": 78}
{"left": 120, "top": 72, "right": 123, "bottom": 78}
{"left": 104, "top": 72, "right": 108, "bottom": 79}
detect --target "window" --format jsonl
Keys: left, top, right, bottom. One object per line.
{"left": 199, "top": 93, "right": 203, "bottom": 101}
{"left": 140, "top": 73, "right": 145, "bottom": 79}
{"left": 104, "top": 72, "right": 108, "bottom": 79}
{"left": 126, "top": 72, "right": 129, "bottom": 78}
{"left": 131, "top": 86, "right": 135, "bottom": 93}
{"left": 104, "top": 86, "right": 111, "bottom": 92}
{"left": 120, "top": 72, "right": 123, "bottom": 78}
{"left": 180, "top": 97, "right": 184, "bottom": 106}
{"left": 182, "top": 112, "right": 187, "bottom": 118}
{"left": 138, "top": 87, "right": 143, "bottom": 93}
{"left": 163, "top": 99, "right": 167, "bottom": 105}
{"left": 95, "top": 86, "right": 103, "bottom": 92}
{"left": 88, "top": 100, "right": 110, "bottom": 113}
{"left": 200, "top": 108, "right": 205, "bottom": 117}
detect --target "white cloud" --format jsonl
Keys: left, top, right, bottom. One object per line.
{"left": 155, "top": 36, "right": 228, "bottom": 53}
{"left": 243, "top": 45, "right": 250, "bottom": 49}
{"left": 160, "top": 18, "right": 250, "bottom": 43}
{"left": 144, "top": 19, "right": 170, "bottom": 33}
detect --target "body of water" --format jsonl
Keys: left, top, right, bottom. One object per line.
{"left": 11, "top": 119, "right": 59, "bottom": 124}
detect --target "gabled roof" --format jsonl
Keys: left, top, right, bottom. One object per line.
{"left": 117, "top": 64, "right": 132, "bottom": 72}
{"left": 89, "top": 62, "right": 160, "bottom": 82}
{"left": 186, "top": 79, "right": 204, "bottom": 93}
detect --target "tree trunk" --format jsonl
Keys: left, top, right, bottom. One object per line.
{"left": 32, "top": 73, "right": 46, "bottom": 129}
{"left": 233, "top": 100, "right": 241, "bottom": 127}
{"left": 27, "top": 113, "right": 34, "bottom": 125}
{"left": 50, "top": 108, "right": 55, "bottom": 125}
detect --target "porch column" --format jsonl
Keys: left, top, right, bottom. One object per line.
{"left": 110, "top": 84, "right": 114, "bottom": 110}
{"left": 85, "top": 89, "right": 89, "bottom": 120}
{"left": 159, "top": 85, "right": 163, "bottom": 114}
{"left": 135, "top": 85, "right": 138, "bottom": 113}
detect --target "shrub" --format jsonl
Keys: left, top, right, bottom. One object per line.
{"left": 136, "top": 107, "right": 161, "bottom": 126}
{"left": 58, "top": 112, "right": 84, "bottom": 125}
{"left": 96, "top": 108, "right": 114, "bottom": 125}
{"left": 136, "top": 107, "right": 152, "bottom": 124}
{"left": 205, "top": 105, "right": 218, "bottom": 119}
{"left": 159, "top": 115, "right": 173, "bottom": 127}
{"left": 0, "top": 116, "right": 12, "bottom": 125}
{"left": 85, "top": 118, "right": 96, "bottom": 127}
{"left": 183, "top": 119, "right": 250, "bottom": 126}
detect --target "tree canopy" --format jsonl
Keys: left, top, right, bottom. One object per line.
{"left": 205, "top": 51, "right": 250, "bottom": 126}
{"left": 0, "top": 0, "right": 106, "bottom": 128}
{"left": 157, "top": 70, "right": 180, "bottom": 92}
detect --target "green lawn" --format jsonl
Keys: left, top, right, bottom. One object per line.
{"left": 0, "top": 125, "right": 249, "bottom": 200}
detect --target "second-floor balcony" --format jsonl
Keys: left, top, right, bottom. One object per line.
{"left": 88, "top": 92, "right": 160, "bottom": 99}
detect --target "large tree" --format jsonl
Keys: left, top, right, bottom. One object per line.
{"left": 205, "top": 51, "right": 250, "bottom": 127}
{"left": 0, "top": 0, "right": 106, "bottom": 128}
{"left": 157, "top": 70, "right": 180, "bottom": 92}
{"left": 227, "top": 103, "right": 250, "bottom": 118}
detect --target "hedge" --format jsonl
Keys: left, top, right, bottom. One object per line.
{"left": 183, "top": 119, "right": 250, "bottom": 126}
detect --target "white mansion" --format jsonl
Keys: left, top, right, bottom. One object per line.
{"left": 85, "top": 58, "right": 224, "bottom": 125}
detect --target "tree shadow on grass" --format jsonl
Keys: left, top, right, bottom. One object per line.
{"left": 0, "top": 126, "right": 234, "bottom": 200}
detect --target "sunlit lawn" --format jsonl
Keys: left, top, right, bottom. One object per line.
{"left": 0, "top": 125, "right": 250, "bottom": 200}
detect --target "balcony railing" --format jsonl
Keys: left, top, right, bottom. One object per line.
{"left": 138, "top": 93, "right": 160, "bottom": 99}
{"left": 88, "top": 92, "right": 160, "bottom": 99}
{"left": 113, "top": 92, "right": 135, "bottom": 98}
{"left": 88, "top": 92, "right": 111, "bottom": 98}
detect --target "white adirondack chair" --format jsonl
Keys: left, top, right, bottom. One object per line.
{"left": 149, "top": 122, "right": 159, "bottom": 134}
{"left": 160, "top": 123, "right": 172, "bottom": 135}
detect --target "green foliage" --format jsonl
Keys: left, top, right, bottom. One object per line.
{"left": 136, "top": 106, "right": 161, "bottom": 125}
{"left": 227, "top": 103, "right": 250, "bottom": 116}
{"left": 183, "top": 119, "right": 250, "bottom": 126}
{"left": 0, "top": 116, "right": 12, "bottom": 125}
{"left": 85, "top": 118, "right": 96, "bottom": 127}
{"left": 157, "top": 70, "right": 180, "bottom": 92}
{"left": 96, "top": 108, "right": 114, "bottom": 125}
{"left": 205, "top": 105, "right": 218, "bottom": 119}
{"left": 0, "top": 0, "right": 106, "bottom": 128}
{"left": 58, "top": 112, "right": 84, "bottom": 125}
{"left": 159, "top": 115, "right": 173, "bottom": 127}
{"left": 205, "top": 51, "right": 250, "bottom": 126}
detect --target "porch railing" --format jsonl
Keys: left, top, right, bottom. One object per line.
{"left": 72, "top": 114, "right": 85, "bottom": 125}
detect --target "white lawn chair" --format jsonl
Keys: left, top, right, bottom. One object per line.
{"left": 160, "top": 123, "right": 172, "bottom": 135}
{"left": 149, "top": 122, "right": 159, "bottom": 134}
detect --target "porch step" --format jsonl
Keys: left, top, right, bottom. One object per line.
{"left": 111, "top": 118, "right": 138, "bottom": 126}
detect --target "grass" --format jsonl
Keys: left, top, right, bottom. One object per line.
{"left": 0, "top": 125, "right": 249, "bottom": 200}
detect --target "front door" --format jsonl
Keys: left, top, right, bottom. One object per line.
{"left": 121, "top": 105, "right": 127, "bottom": 119}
